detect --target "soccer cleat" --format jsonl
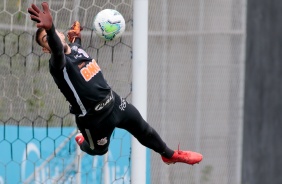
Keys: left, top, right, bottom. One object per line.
{"left": 75, "top": 133, "right": 85, "bottom": 146}
{"left": 162, "top": 149, "right": 203, "bottom": 165}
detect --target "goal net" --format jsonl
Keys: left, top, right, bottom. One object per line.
{"left": 0, "top": 0, "right": 133, "bottom": 183}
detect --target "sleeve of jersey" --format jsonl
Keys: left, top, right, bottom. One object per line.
{"left": 46, "top": 24, "right": 66, "bottom": 69}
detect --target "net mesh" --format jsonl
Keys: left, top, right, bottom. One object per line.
{"left": 148, "top": 0, "right": 246, "bottom": 183}
{"left": 0, "top": 0, "right": 132, "bottom": 183}
{"left": 0, "top": 0, "right": 246, "bottom": 183}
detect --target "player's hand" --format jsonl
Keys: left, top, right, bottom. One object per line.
{"left": 27, "top": 2, "right": 53, "bottom": 30}
{"left": 67, "top": 21, "right": 83, "bottom": 43}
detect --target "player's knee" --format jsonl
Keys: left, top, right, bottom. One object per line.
{"left": 141, "top": 123, "right": 154, "bottom": 138}
{"left": 135, "top": 124, "right": 155, "bottom": 146}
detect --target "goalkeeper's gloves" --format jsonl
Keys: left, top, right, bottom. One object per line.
{"left": 67, "top": 21, "right": 83, "bottom": 43}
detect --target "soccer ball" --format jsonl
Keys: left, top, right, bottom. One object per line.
{"left": 93, "top": 9, "right": 125, "bottom": 41}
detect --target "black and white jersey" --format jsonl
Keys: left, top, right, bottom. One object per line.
{"left": 49, "top": 42, "right": 112, "bottom": 116}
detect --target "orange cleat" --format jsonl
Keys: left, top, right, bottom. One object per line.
{"left": 162, "top": 149, "right": 203, "bottom": 165}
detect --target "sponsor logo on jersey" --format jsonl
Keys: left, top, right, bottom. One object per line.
{"left": 95, "top": 92, "right": 114, "bottom": 111}
{"left": 97, "top": 137, "right": 108, "bottom": 146}
{"left": 80, "top": 59, "right": 101, "bottom": 81}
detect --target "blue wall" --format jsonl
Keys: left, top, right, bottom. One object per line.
{"left": 0, "top": 125, "right": 144, "bottom": 184}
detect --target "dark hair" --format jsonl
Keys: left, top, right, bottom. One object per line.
{"left": 35, "top": 28, "right": 45, "bottom": 46}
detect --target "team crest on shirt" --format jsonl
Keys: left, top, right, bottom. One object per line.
{"left": 71, "top": 45, "right": 89, "bottom": 59}
{"left": 97, "top": 137, "right": 108, "bottom": 146}
{"left": 71, "top": 45, "right": 78, "bottom": 51}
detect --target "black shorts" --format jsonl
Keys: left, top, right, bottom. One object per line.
{"left": 75, "top": 91, "right": 148, "bottom": 155}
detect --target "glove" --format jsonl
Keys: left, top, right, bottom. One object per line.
{"left": 67, "top": 21, "right": 83, "bottom": 43}
{"left": 27, "top": 2, "right": 53, "bottom": 30}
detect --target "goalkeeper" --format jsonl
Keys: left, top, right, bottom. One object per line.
{"left": 27, "top": 2, "right": 203, "bottom": 165}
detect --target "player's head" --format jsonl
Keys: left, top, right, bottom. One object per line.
{"left": 35, "top": 28, "right": 69, "bottom": 53}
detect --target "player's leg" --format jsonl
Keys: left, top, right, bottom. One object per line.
{"left": 117, "top": 103, "right": 174, "bottom": 158}
{"left": 115, "top": 95, "right": 203, "bottom": 165}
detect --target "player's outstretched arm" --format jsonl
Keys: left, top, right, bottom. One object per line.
{"left": 28, "top": 2, "right": 52, "bottom": 30}
{"left": 28, "top": 2, "right": 65, "bottom": 69}
{"left": 67, "top": 21, "right": 83, "bottom": 45}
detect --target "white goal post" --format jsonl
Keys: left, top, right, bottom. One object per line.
{"left": 131, "top": 0, "right": 149, "bottom": 183}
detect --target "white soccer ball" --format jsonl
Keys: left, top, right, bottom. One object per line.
{"left": 93, "top": 9, "right": 126, "bottom": 41}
